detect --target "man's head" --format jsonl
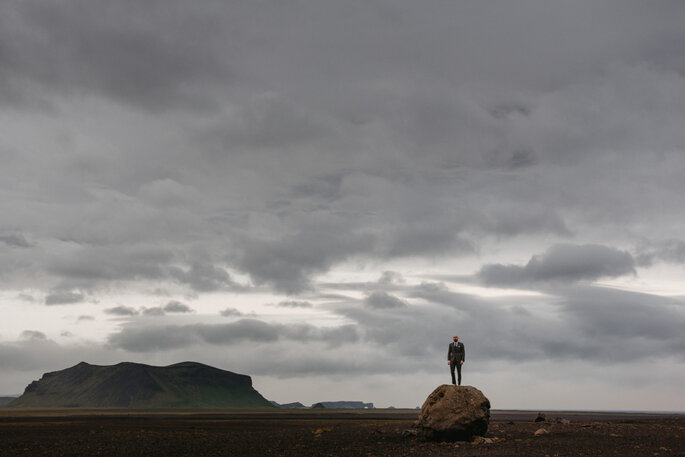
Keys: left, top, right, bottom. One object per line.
{"left": 453, "top": 334, "right": 459, "bottom": 342}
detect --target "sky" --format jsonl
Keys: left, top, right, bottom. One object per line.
{"left": 1, "top": 0, "right": 684, "bottom": 411}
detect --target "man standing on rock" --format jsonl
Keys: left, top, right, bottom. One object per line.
{"left": 447, "top": 334, "right": 465, "bottom": 386}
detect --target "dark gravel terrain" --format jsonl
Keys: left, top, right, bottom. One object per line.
{"left": 0, "top": 409, "right": 682, "bottom": 456}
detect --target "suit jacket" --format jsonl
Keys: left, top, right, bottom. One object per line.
{"left": 447, "top": 341, "right": 465, "bottom": 363}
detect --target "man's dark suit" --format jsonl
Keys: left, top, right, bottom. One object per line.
{"left": 447, "top": 341, "right": 465, "bottom": 385}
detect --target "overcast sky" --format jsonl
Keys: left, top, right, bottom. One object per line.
{"left": 1, "top": 0, "right": 685, "bottom": 411}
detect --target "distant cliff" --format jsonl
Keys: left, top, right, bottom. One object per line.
{"left": 271, "top": 401, "right": 307, "bottom": 408}
{"left": 9, "top": 361, "right": 273, "bottom": 409}
{"left": 311, "top": 401, "right": 374, "bottom": 409}
{"left": 0, "top": 396, "right": 17, "bottom": 406}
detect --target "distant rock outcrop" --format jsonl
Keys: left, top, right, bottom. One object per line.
{"left": 311, "top": 401, "right": 375, "bottom": 409}
{"left": 271, "top": 401, "right": 306, "bottom": 409}
{"left": 0, "top": 396, "right": 18, "bottom": 406}
{"left": 8, "top": 361, "right": 273, "bottom": 409}
{"left": 416, "top": 385, "right": 490, "bottom": 441}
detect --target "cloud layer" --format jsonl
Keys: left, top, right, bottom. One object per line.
{"left": 1, "top": 1, "right": 685, "bottom": 410}
{"left": 477, "top": 244, "right": 637, "bottom": 287}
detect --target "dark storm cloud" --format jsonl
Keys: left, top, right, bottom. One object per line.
{"left": 236, "top": 228, "right": 375, "bottom": 294}
{"left": 42, "top": 234, "right": 240, "bottom": 294}
{"left": 290, "top": 173, "right": 346, "bottom": 202}
{"left": 477, "top": 204, "right": 572, "bottom": 238}
{"left": 168, "top": 263, "right": 241, "bottom": 292}
{"left": 380, "top": 223, "right": 474, "bottom": 258}
{"left": 142, "top": 307, "right": 165, "bottom": 317}
{"left": 543, "top": 287, "right": 685, "bottom": 362}
{"left": 45, "top": 242, "right": 243, "bottom": 294}
{"left": 0, "top": 0, "right": 232, "bottom": 111}
{"left": 220, "top": 307, "right": 252, "bottom": 317}
{"left": 378, "top": 271, "right": 405, "bottom": 285}
{"left": 1, "top": 0, "right": 685, "bottom": 396}
{"left": 44, "top": 290, "right": 85, "bottom": 305}
{"left": 0, "top": 234, "right": 31, "bottom": 248}
{"left": 1, "top": 285, "right": 682, "bottom": 392}
{"left": 568, "top": 288, "right": 685, "bottom": 342}
{"left": 207, "top": 94, "right": 335, "bottom": 150}
{"left": 409, "top": 282, "right": 473, "bottom": 307}
{"left": 0, "top": 30, "right": 683, "bottom": 407}
{"left": 104, "top": 305, "right": 138, "bottom": 316}
{"left": 359, "top": 281, "right": 685, "bottom": 364}
{"left": 164, "top": 301, "right": 193, "bottom": 313}
{"left": 364, "top": 291, "right": 407, "bottom": 309}
{"left": 46, "top": 244, "right": 171, "bottom": 284}
{"left": 0, "top": 0, "right": 682, "bottom": 298}
{"left": 315, "top": 271, "right": 413, "bottom": 298}
{"left": 635, "top": 239, "right": 685, "bottom": 266}
{"left": 107, "top": 319, "right": 359, "bottom": 352}
{"left": 477, "top": 244, "right": 636, "bottom": 287}
{"left": 20, "top": 330, "right": 47, "bottom": 341}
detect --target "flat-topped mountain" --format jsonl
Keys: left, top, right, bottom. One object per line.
{"left": 8, "top": 361, "right": 273, "bottom": 409}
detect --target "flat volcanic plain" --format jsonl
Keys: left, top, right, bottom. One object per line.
{"left": 0, "top": 409, "right": 682, "bottom": 456}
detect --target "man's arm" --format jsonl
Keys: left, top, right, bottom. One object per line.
{"left": 460, "top": 343, "right": 465, "bottom": 363}
{"left": 447, "top": 343, "right": 452, "bottom": 365}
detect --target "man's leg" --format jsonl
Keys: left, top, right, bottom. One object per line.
{"left": 450, "top": 363, "right": 456, "bottom": 385}
{"left": 456, "top": 363, "right": 462, "bottom": 386}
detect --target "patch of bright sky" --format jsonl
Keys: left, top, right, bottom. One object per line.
{"left": 451, "top": 283, "right": 549, "bottom": 298}
{"left": 597, "top": 263, "right": 685, "bottom": 297}
{"left": 0, "top": 290, "right": 105, "bottom": 342}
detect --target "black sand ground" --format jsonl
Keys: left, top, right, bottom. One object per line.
{"left": 0, "top": 409, "right": 682, "bottom": 456}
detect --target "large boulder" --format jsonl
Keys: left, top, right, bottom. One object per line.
{"left": 416, "top": 385, "right": 490, "bottom": 441}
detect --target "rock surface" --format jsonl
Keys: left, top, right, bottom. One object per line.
{"left": 416, "top": 385, "right": 490, "bottom": 441}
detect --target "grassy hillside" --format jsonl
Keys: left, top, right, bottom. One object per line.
{"left": 9, "top": 361, "right": 274, "bottom": 409}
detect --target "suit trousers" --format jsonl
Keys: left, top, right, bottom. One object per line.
{"left": 450, "top": 361, "right": 462, "bottom": 385}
